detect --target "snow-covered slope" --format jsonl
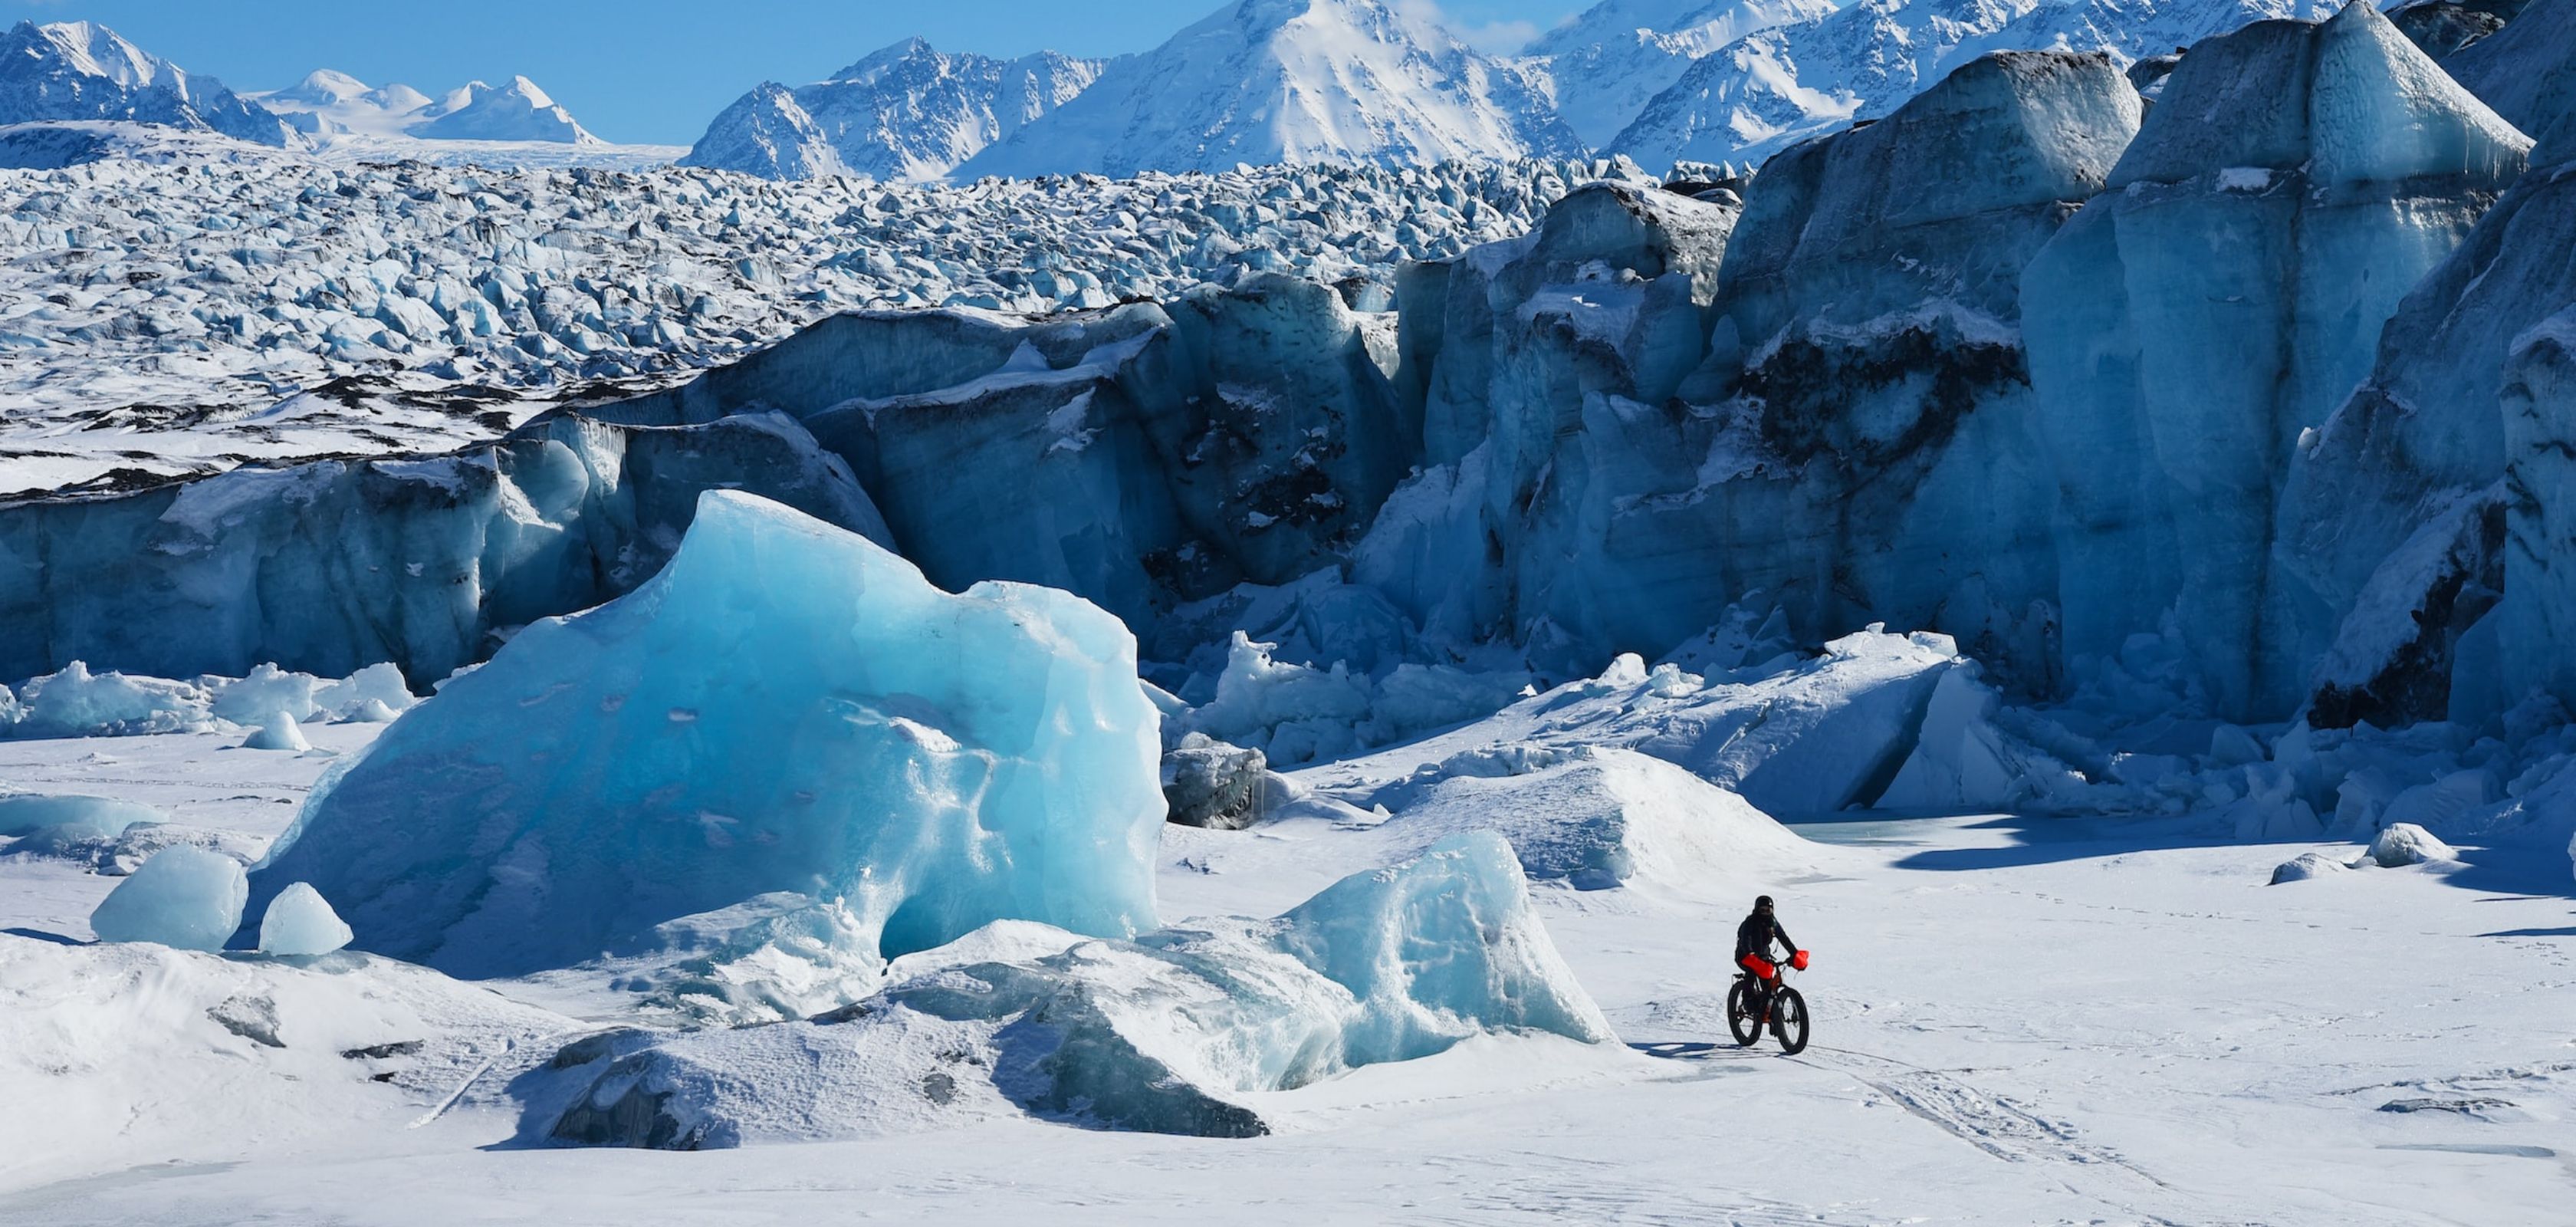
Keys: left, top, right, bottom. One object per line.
{"left": 412, "top": 77, "right": 596, "bottom": 143}
{"left": 1528, "top": 0, "right": 1842, "bottom": 146}
{"left": 0, "top": 20, "right": 295, "bottom": 147}
{"left": 958, "top": 0, "right": 1583, "bottom": 177}
{"left": 1610, "top": 0, "right": 2300, "bottom": 172}
{"left": 683, "top": 40, "right": 1109, "bottom": 181}
{"left": 254, "top": 71, "right": 599, "bottom": 145}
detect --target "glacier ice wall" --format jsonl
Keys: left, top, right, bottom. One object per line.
{"left": 1359, "top": 179, "right": 1742, "bottom": 668}
{"left": 245, "top": 491, "right": 1165, "bottom": 979}
{"left": 0, "top": 411, "right": 885, "bottom": 686}
{"left": 2026, "top": 3, "right": 2529, "bottom": 720}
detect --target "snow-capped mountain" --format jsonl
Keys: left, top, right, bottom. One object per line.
{"left": 956, "top": 0, "right": 1582, "bottom": 177}
{"left": 1527, "top": 0, "right": 1842, "bottom": 146}
{"left": 682, "top": 39, "right": 1109, "bottom": 180}
{"left": 255, "top": 71, "right": 598, "bottom": 144}
{"left": 1608, "top": 0, "right": 2302, "bottom": 171}
{"left": 0, "top": 20, "right": 296, "bottom": 146}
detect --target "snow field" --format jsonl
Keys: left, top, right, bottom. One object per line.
{"left": 3, "top": 715, "right": 2571, "bottom": 1223}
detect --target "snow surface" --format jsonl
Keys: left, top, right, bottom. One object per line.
{"left": 5, "top": 690, "right": 2574, "bottom": 1221}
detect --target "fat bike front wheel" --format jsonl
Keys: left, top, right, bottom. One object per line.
{"left": 1771, "top": 986, "right": 1810, "bottom": 1055}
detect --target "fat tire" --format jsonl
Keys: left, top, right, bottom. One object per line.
{"left": 1773, "top": 987, "right": 1810, "bottom": 1055}
{"left": 1726, "top": 980, "right": 1761, "bottom": 1046}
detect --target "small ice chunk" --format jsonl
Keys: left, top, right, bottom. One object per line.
{"left": 242, "top": 712, "right": 312, "bottom": 752}
{"left": 211, "top": 663, "right": 319, "bottom": 726}
{"left": 258, "top": 882, "right": 353, "bottom": 956}
{"left": 2367, "top": 822, "right": 2458, "bottom": 867}
{"left": 2269, "top": 850, "right": 2352, "bottom": 883}
{"left": 315, "top": 663, "right": 417, "bottom": 720}
{"left": 89, "top": 847, "right": 248, "bottom": 951}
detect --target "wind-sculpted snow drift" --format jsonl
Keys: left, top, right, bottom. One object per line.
{"left": 245, "top": 492, "right": 1165, "bottom": 990}
{"left": 531, "top": 832, "right": 1613, "bottom": 1146}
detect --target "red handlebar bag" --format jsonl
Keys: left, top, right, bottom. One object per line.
{"left": 1738, "top": 952, "right": 1776, "bottom": 978}
{"left": 1790, "top": 949, "right": 1812, "bottom": 970}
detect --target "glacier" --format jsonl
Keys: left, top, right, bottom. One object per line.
{"left": 243, "top": 491, "right": 1165, "bottom": 982}
{"left": 530, "top": 831, "right": 1612, "bottom": 1146}
{"left": 0, "top": 153, "right": 1641, "bottom": 492}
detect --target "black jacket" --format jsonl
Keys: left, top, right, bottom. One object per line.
{"left": 1736, "top": 911, "right": 1795, "bottom": 962}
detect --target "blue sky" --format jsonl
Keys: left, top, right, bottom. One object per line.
{"left": 4, "top": 1, "right": 1590, "bottom": 145}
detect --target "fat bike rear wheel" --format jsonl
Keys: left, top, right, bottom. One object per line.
{"left": 1726, "top": 980, "right": 1762, "bottom": 1046}
{"left": 1772, "top": 987, "right": 1810, "bottom": 1055}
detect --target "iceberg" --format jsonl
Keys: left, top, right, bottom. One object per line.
{"left": 89, "top": 846, "right": 248, "bottom": 951}
{"left": 533, "top": 831, "right": 1614, "bottom": 1146}
{"left": 245, "top": 490, "right": 1164, "bottom": 981}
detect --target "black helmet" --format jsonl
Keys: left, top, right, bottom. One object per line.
{"left": 1754, "top": 894, "right": 1774, "bottom": 910}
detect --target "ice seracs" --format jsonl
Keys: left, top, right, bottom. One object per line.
{"left": 245, "top": 491, "right": 1164, "bottom": 986}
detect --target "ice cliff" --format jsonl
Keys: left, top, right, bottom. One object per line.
{"left": 0, "top": 411, "right": 881, "bottom": 686}
{"left": 2026, "top": 2, "right": 2530, "bottom": 721}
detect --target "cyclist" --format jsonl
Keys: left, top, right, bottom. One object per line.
{"left": 1735, "top": 894, "right": 1797, "bottom": 1027}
